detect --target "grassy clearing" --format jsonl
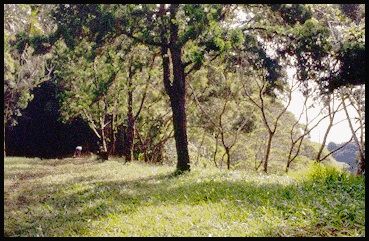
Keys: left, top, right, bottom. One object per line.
{"left": 4, "top": 156, "right": 365, "bottom": 237}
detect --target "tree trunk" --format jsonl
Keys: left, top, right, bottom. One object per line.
{"left": 115, "top": 125, "right": 125, "bottom": 156}
{"left": 316, "top": 119, "right": 333, "bottom": 162}
{"left": 159, "top": 5, "right": 190, "bottom": 173}
{"left": 125, "top": 115, "right": 134, "bottom": 162}
{"left": 213, "top": 133, "right": 219, "bottom": 167}
{"left": 98, "top": 98, "right": 109, "bottom": 160}
{"left": 356, "top": 156, "right": 365, "bottom": 176}
{"left": 170, "top": 93, "right": 190, "bottom": 172}
{"left": 99, "top": 125, "right": 109, "bottom": 161}
{"left": 286, "top": 145, "right": 294, "bottom": 173}
{"left": 286, "top": 137, "right": 304, "bottom": 173}
{"left": 170, "top": 55, "right": 190, "bottom": 168}
{"left": 4, "top": 124, "right": 6, "bottom": 157}
{"left": 108, "top": 113, "right": 116, "bottom": 156}
{"left": 124, "top": 71, "right": 135, "bottom": 162}
{"left": 263, "top": 131, "right": 274, "bottom": 173}
{"left": 341, "top": 93, "right": 365, "bottom": 175}
{"left": 286, "top": 161, "right": 291, "bottom": 173}
{"left": 101, "top": 129, "right": 108, "bottom": 153}
{"left": 226, "top": 147, "right": 231, "bottom": 170}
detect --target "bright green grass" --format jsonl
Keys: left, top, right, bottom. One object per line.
{"left": 4, "top": 156, "right": 365, "bottom": 237}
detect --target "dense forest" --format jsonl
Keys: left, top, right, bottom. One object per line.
{"left": 3, "top": 4, "right": 365, "bottom": 237}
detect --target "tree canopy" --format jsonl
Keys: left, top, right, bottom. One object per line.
{"left": 4, "top": 4, "right": 365, "bottom": 175}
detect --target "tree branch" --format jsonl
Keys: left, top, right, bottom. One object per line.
{"left": 116, "top": 20, "right": 169, "bottom": 48}
{"left": 319, "top": 127, "right": 360, "bottom": 162}
{"left": 134, "top": 54, "right": 158, "bottom": 121}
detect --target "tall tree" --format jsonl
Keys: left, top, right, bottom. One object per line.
{"left": 112, "top": 4, "right": 241, "bottom": 172}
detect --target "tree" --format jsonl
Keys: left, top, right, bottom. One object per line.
{"left": 117, "top": 46, "right": 158, "bottom": 162}
{"left": 241, "top": 69, "right": 295, "bottom": 173}
{"left": 53, "top": 35, "right": 156, "bottom": 160}
{"left": 4, "top": 4, "right": 54, "bottom": 156}
{"left": 285, "top": 82, "right": 332, "bottom": 172}
{"left": 53, "top": 39, "right": 122, "bottom": 157}
{"left": 112, "top": 4, "right": 243, "bottom": 172}
{"left": 276, "top": 4, "right": 365, "bottom": 94}
{"left": 340, "top": 86, "right": 365, "bottom": 175}
{"left": 270, "top": 4, "right": 365, "bottom": 171}
{"left": 188, "top": 60, "right": 255, "bottom": 170}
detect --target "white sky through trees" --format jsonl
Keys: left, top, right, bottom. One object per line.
{"left": 286, "top": 68, "right": 363, "bottom": 145}
{"left": 233, "top": 8, "right": 363, "bottom": 145}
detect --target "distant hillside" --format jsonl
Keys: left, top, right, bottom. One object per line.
{"left": 327, "top": 141, "right": 358, "bottom": 173}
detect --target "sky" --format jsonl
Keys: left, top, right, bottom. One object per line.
{"left": 285, "top": 68, "right": 362, "bottom": 145}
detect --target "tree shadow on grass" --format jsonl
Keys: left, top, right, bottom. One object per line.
{"left": 4, "top": 167, "right": 365, "bottom": 237}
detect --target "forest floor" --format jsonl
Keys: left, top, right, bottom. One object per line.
{"left": 4, "top": 156, "right": 365, "bottom": 237}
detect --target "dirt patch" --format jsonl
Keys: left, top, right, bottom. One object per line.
{"left": 6, "top": 171, "right": 52, "bottom": 193}
{"left": 16, "top": 195, "right": 30, "bottom": 206}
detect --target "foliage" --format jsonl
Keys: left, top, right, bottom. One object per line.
{"left": 54, "top": 38, "right": 125, "bottom": 124}
{"left": 4, "top": 4, "right": 54, "bottom": 128}
{"left": 4, "top": 38, "right": 52, "bottom": 127}
{"left": 328, "top": 30, "right": 365, "bottom": 92}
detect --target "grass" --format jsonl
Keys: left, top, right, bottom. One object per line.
{"left": 4, "top": 156, "right": 365, "bottom": 237}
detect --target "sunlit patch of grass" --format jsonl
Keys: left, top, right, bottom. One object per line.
{"left": 4, "top": 157, "right": 365, "bottom": 237}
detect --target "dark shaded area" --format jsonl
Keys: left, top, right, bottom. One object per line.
{"left": 5, "top": 81, "right": 98, "bottom": 158}
{"left": 339, "top": 4, "right": 364, "bottom": 23}
{"left": 269, "top": 4, "right": 312, "bottom": 25}
{"left": 327, "top": 42, "right": 365, "bottom": 92}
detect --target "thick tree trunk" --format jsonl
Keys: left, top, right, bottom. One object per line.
{"left": 171, "top": 42, "right": 190, "bottom": 172}
{"left": 170, "top": 94, "right": 190, "bottom": 172}
{"left": 159, "top": 4, "right": 190, "bottom": 173}
{"left": 170, "top": 37, "right": 190, "bottom": 171}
